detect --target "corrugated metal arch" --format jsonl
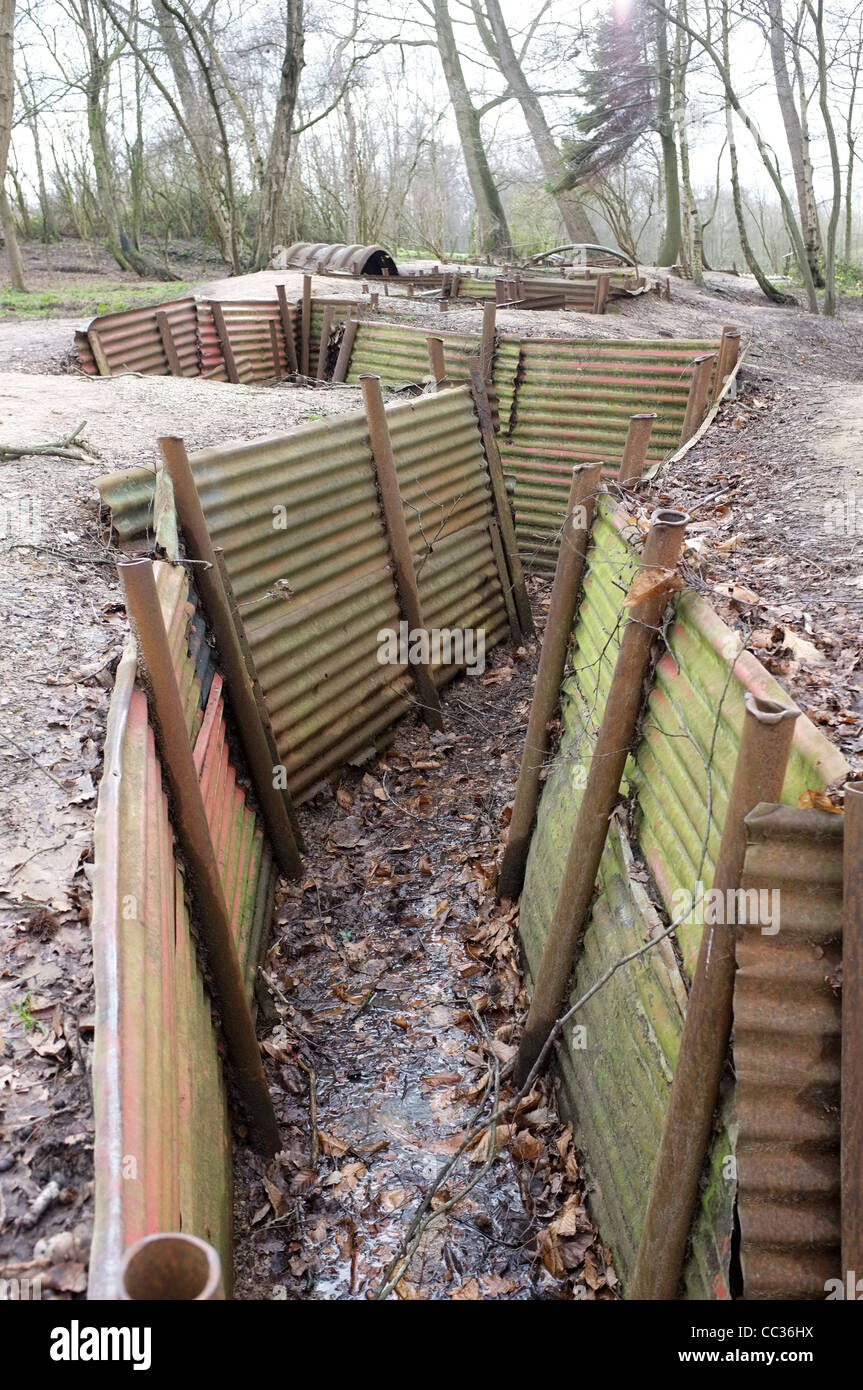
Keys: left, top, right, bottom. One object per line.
{"left": 279, "top": 242, "right": 399, "bottom": 276}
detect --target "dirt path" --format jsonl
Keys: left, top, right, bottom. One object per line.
{"left": 234, "top": 627, "right": 616, "bottom": 1301}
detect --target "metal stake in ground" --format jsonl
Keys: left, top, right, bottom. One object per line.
{"left": 497, "top": 464, "right": 603, "bottom": 904}
{"left": 514, "top": 507, "right": 690, "bottom": 1087}
{"left": 118, "top": 558, "right": 280, "bottom": 1156}
{"left": 842, "top": 779, "right": 863, "bottom": 1279}
{"left": 618, "top": 413, "right": 658, "bottom": 485}
{"left": 630, "top": 692, "right": 801, "bottom": 1300}
{"left": 468, "top": 367, "right": 534, "bottom": 638}
{"left": 681, "top": 352, "right": 717, "bottom": 442}
{"left": 158, "top": 437, "right": 303, "bottom": 879}
{"left": 360, "top": 374, "right": 443, "bottom": 732}
{"left": 300, "top": 273, "right": 312, "bottom": 377}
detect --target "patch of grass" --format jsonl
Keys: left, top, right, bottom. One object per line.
{"left": 11, "top": 991, "right": 44, "bottom": 1034}
{"left": 0, "top": 280, "right": 195, "bottom": 320}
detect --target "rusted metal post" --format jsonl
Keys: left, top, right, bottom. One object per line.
{"left": 716, "top": 325, "right": 741, "bottom": 387}
{"left": 122, "top": 1233, "right": 223, "bottom": 1301}
{"left": 407, "top": 282, "right": 415, "bottom": 298}
{"left": 592, "top": 273, "right": 611, "bottom": 314}
{"left": 498, "top": 464, "right": 603, "bottom": 904}
{"left": 300, "top": 272, "right": 312, "bottom": 376}
{"left": 681, "top": 352, "right": 717, "bottom": 441}
{"left": 88, "top": 329, "right": 111, "bottom": 376}
{"left": 268, "top": 319, "right": 282, "bottom": 379}
{"left": 468, "top": 367, "right": 533, "bottom": 638}
{"left": 480, "top": 302, "right": 496, "bottom": 382}
{"left": 842, "top": 779, "right": 863, "bottom": 1280}
{"left": 370, "top": 291, "right": 379, "bottom": 310}
{"left": 618, "top": 413, "right": 658, "bottom": 485}
{"left": 332, "top": 314, "right": 358, "bottom": 383}
{"left": 316, "top": 304, "right": 334, "bottom": 381}
{"left": 487, "top": 518, "right": 522, "bottom": 646}
{"left": 631, "top": 692, "right": 801, "bottom": 1300}
{"left": 427, "top": 335, "right": 448, "bottom": 387}
{"left": 276, "top": 284, "right": 298, "bottom": 373}
{"left": 155, "top": 310, "right": 183, "bottom": 376}
{"left": 209, "top": 301, "right": 240, "bottom": 384}
{"left": 514, "top": 508, "right": 690, "bottom": 1086}
{"left": 495, "top": 278, "right": 506, "bottom": 305}
{"left": 360, "top": 375, "right": 443, "bottom": 731}
{"left": 118, "top": 558, "right": 280, "bottom": 1155}
{"left": 159, "top": 437, "right": 303, "bottom": 879}
{"left": 382, "top": 266, "right": 390, "bottom": 296}
{"left": 212, "top": 548, "right": 304, "bottom": 851}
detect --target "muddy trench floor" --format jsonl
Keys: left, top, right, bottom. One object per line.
{"left": 233, "top": 615, "right": 617, "bottom": 1301}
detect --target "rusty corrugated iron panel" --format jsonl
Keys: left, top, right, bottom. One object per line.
{"left": 186, "top": 412, "right": 410, "bottom": 797}
{"left": 734, "top": 803, "right": 843, "bottom": 1300}
{"left": 278, "top": 241, "right": 399, "bottom": 276}
{"left": 517, "top": 493, "right": 847, "bottom": 1294}
{"left": 386, "top": 387, "right": 509, "bottom": 673}
{"left": 505, "top": 338, "right": 722, "bottom": 572}
{"left": 78, "top": 299, "right": 200, "bottom": 377}
{"left": 96, "top": 390, "right": 511, "bottom": 798}
{"left": 345, "top": 320, "right": 483, "bottom": 388}
{"left": 306, "top": 297, "right": 355, "bottom": 378}
{"left": 632, "top": 596, "right": 847, "bottom": 978}
{"left": 89, "top": 556, "right": 279, "bottom": 1297}
{"left": 196, "top": 301, "right": 228, "bottom": 380}
{"left": 89, "top": 642, "right": 232, "bottom": 1299}
{"left": 209, "top": 299, "right": 292, "bottom": 383}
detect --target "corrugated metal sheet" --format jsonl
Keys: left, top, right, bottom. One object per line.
{"left": 98, "top": 390, "right": 512, "bottom": 798}
{"left": 735, "top": 803, "right": 843, "bottom": 1300}
{"left": 306, "top": 297, "right": 355, "bottom": 379}
{"left": 504, "top": 338, "right": 721, "bottom": 572}
{"left": 185, "top": 413, "right": 409, "bottom": 797}
{"left": 386, "top": 388, "right": 510, "bottom": 673}
{"left": 209, "top": 299, "right": 293, "bottom": 383}
{"left": 196, "top": 301, "right": 228, "bottom": 380}
{"left": 633, "top": 592, "right": 847, "bottom": 978}
{"left": 345, "top": 321, "right": 484, "bottom": 388}
{"left": 517, "top": 493, "right": 847, "bottom": 1296}
{"left": 89, "top": 555, "right": 278, "bottom": 1298}
{"left": 77, "top": 298, "right": 200, "bottom": 377}
{"left": 278, "top": 242, "right": 399, "bottom": 276}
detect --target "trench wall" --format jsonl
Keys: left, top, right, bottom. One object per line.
{"left": 518, "top": 496, "right": 847, "bottom": 1296}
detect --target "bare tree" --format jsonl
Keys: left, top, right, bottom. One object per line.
{"left": 0, "top": 0, "right": 25, "bottom": 287}
{"left": 421, "top": 0, "right": 511, "bottom": 254}
{"left": 472, "top": 0, "right": 597, "bottom": 242}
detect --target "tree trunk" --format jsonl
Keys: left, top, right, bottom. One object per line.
{"left": 807, "top": 0, "right": 840, "bottom": 314}
{"left": 253, "top": 0, "right": 304, "bottom": 270}
{"left": 765, "top": 0, "right": 823, "bottom": 286}
{"left": 0, "top": 0, "right": 25, "bottom": 289}
{"left": 655, "top": 2, "right": 681, "bottom": 265}
{"left": 721, "top": 8, "right": 793, "bottom": 306}
{"left": 432, "top": 0, "right": 510, "bottom": 256}
{"left": 480, "top": 0, "right": 597, "bottom": 243}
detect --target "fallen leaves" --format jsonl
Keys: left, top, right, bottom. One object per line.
{"left": 622, "top": 566, "right": 684, "bottom": 610}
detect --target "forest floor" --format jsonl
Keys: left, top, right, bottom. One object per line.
{"left": 0, "top": 241, "right": 860, "bottom": 1297}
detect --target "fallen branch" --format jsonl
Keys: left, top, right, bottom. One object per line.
{"left": 0, "top": 422, "right": 99, "bottom": 465}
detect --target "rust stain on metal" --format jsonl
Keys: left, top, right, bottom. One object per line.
{"left": 75, "top": 299, "right": 200, "bottom": 377}
{"left": 735, "top": 802, "right": 843, "bottom": 1300}
{"left": 89, "top": 559, "right": 279, "bottom": 1296}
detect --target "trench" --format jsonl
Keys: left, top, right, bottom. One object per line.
{"left": 231, "top": 618, "right": 612, "bottom": 1301}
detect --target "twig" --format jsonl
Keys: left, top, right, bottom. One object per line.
{"left": 0, "top": 729, "right": 70, "bottom": 790}
{"left": 0, "top": 421, "right": 98, "bottom": 465}
{"left": 295, "top": 1055, "right": 319, "bottom": 1167}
